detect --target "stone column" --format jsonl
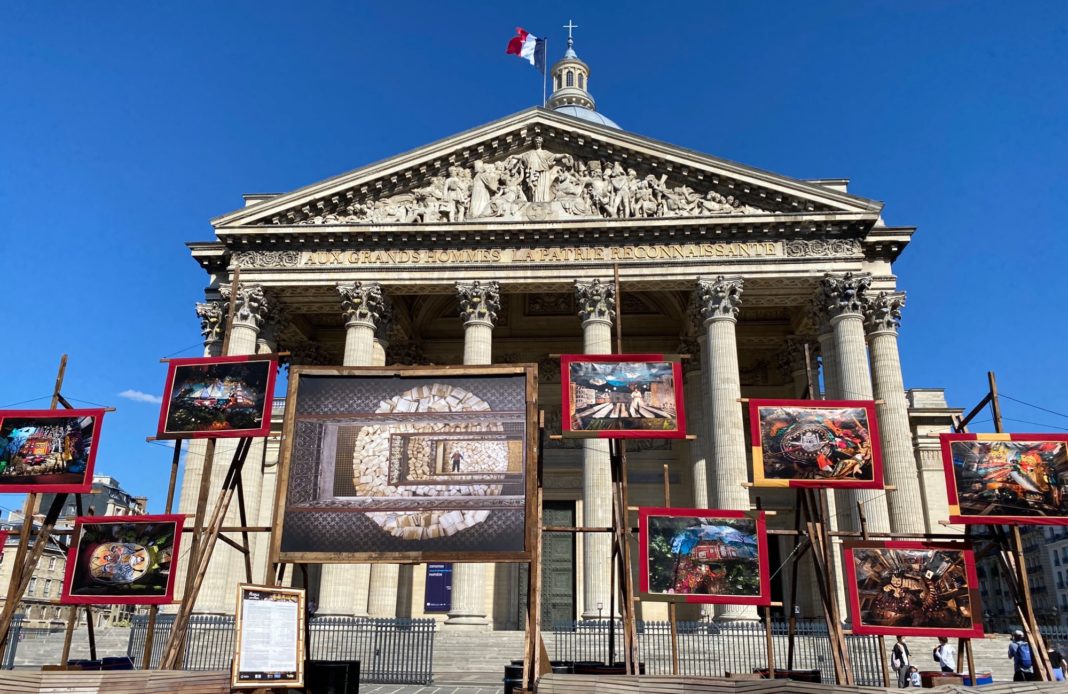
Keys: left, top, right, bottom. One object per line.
{"left": 318, "top": 283, "right": 391, "bottom": 617}
{"left": 818, "top": 273, "right": 889, "bottom": 533}
{"left": 574, "top": 279, "right": 616, "bottom": 619}
{"left": 445, "top": 281, "right": 500, "bottom": 627}
{"left": 679, "top": 337, "right": 708, "bottom": 509}
{"left": 200, "top": 283, "right": 270, "bottom": 613}
{"left": 695, "top": 276, "right": 755, "bottom": 620}
{"left": 172, "top": 300, "right": 225, "bottom": 612}
{"left": 865, "top": 292, "right": 925, "bottom": 534}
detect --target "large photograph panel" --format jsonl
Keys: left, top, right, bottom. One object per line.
{"left": 156, "top": 355, "right": 277, "bottom": 440}
{"left": 561, "top": 354, "right": 686, "bottom": 439}
{"left": 749, "top": 399, "right": 883, "bottom": 489}
{"left": 0, "top": 409, "right": 104, "bottom": 493}
{"left": 844, "top": 540, "right": 983, "bottom": 638}
{"left": 62, "top": 514, "right": 184, "bottom": 605}
{"left": 638, "top": 508, "right": 770, "bottom": 605}
{"left": 942, "top": 433, "right": 1068, "bottom": 525}
{"left": 274, "top": 366, "right": 536, "bottom": 563}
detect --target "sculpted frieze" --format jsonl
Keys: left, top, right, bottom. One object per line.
{"left": 288, "top": 139, "right": 773, "bottom": 226}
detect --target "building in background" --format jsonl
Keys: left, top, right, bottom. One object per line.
{"left": 37, "top": 475, "right": 148, "bottom": 519}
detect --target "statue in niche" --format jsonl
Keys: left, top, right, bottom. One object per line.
{"left": 469, "top": 160, "right": 501, "bottom": 219}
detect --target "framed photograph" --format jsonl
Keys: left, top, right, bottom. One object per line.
{"left": 0, "top": 409, "right": 104, "bottom": 493}
{"left": 232, "top": 584, "right": 305, "bottom": 689}
{"left": 749, "top": 399, "right": 883, "bottom": 489}
{"left": 156, "top": 355, "right": 277, "bottom": 440}
{"left": 271, "top": 365, "right": 538, "bottom": 564}
{"left": 843, "top": 540, "right": 983, "bottom": 638}
{"left": 61, "top": 514, "right": 184, "bottom": 605}
{"left": 941, "top": 433, "right": 1068, "bottom": 525}
{"left": 638, "top": 508, "right": 770, "bottom": 605}
{"left": 561, "top": 354, "right": 686, "bottom": 438}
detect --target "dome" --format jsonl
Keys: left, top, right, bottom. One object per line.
{"left": 553, "top": 105, "right": 621, "bottom": 130}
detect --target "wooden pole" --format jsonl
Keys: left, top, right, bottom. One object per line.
{"left": 160, "top": 437, "right": 253, "bottom": 669}
{"left": 141, "top": 439, "right": 184, "bottom": 669}
{"left": 662, "top": 464, "right": 679, "bottom": 676}
{"left": 857, "top": 502, "right": 890, "bottom": 687}
{"left": 785, "top": 492, "right": 803, "bottom": 670}
{"left": 0, "top": 355, "right": 68, "bottom": 655}
{"left": 523, "top": 409, "right": 546, "bottom": 690}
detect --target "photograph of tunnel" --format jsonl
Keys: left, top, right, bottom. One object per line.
{"left": 561, "top": 354, "right": 685, "bottom": 438}
{"left": 273, "top": 365, "right": 536, "bottom": 563}
{"left": 843, "top": 540, "right": 983, "bottom": 637}
{"left": 941, "top": 433, "right": 1068, "bottom": 525}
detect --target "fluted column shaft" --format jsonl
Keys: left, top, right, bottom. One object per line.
{"left": 581, "top": 317, "right": 614, "bottom": 618}
{"left": 866, "top": 293, "right": 925, "bottom": 534}
{"left": 446, "top": 281, "right": 500, "bottom": 627}
{"left": 683, "top": 353, "right": 709, "bottom": 509}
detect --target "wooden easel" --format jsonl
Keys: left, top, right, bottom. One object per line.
{"left": 0, "top": 355, "right": 111, "bottom": 666}
{"left": 951, "top": 370, "right": 1053, "bottom": 680}
{"left": 59, "top": 494, "right": 98, "bottom": 665}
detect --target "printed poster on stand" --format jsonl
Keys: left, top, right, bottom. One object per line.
{"left": 0, "top": 409, "right": 104, "bottom": 493}
{"left": 232, "top": 584, "right": 305, "bottom": 689}
{"left": 156, "top": 355, "right": 277, "bottom": 440}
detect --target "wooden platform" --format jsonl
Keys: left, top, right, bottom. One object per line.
{"left": 535, "top": 673, "right": 1068, "bottom": 694}
{"left": 0, "top": 670, "right": 230, "bottom": 693}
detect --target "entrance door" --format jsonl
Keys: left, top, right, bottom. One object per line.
{"left": 519, "top": 501, "right": 576, "bottom": 627}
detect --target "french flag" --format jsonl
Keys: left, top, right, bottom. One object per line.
{"left": 506, "top": 27, "right": 546, "bottom": 74}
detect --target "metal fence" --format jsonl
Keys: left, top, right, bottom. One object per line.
{"left": 551, "top": 619, "right": 887, "bottom": 685}
{"left": 2, "top": 617, "right": 66, "bottom": 670}
{"left": 128, "top": 614, "right": 436, "bottom": 684}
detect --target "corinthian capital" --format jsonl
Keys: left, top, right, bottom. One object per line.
{"left": 219, "top": 283, "right": 270, "bottom": 329}
{"left": 574, "top": 279, "right": 616, "bottom": 323}
{"left": 817, "top": 272, "right": 871, "bottom": 321}
{"left": 338, "top": 281, "right": 391, "bottom": 330}
{"left": 456, "top": 280, "right": 500, "bottom": 324}
{"left": 195, "top": 300, "right": 227, "bottom": 345}
{"left": 695, "top": 276, "right": 744, "bottom": 323}
{"left": 865, "top": 291, "right": 906, "bottom": 334}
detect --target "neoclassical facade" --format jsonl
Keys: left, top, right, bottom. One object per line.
{"left": 174, "top": 44, "right": 958, "bottom": 628}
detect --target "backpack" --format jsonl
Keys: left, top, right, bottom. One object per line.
{"left": 1015, "top": 643, "right": 1034, "bottom": 671}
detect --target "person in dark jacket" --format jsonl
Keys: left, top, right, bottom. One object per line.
{"left": 890, "top": 635, "right": 911, "bottom": 688}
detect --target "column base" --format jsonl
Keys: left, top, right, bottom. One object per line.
{"left": 442, "top": 615, "right": 491, "bottom": 629}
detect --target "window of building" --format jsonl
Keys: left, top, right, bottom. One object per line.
{"left": 554, "top": 75, "right": 559, "bottom": 90}
{"left": 566, "top": 71, "right": 574, "bottom": 87}
{"left": 48, "top": 557, "right": 56, "bottom": 571}
{"left": 44, "top": 579, "right": 52, "bottom": 597}
{"left": 27, "top": 578, "right": 36, "bottom": 595}
{"left": 578, "top": 73, "right": 584, "bottom": 89}
{"left": 1057, "top": 554, "right": 1062, "bottom": 567}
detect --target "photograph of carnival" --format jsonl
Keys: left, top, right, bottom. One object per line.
{"left": 750, "top": 399, "right": 882, "bottom": 489}
{"left": 639, "top": 508, "right": 769, "bottom": 605}
{"left": 942, "top": 433, "right": 1068, "bottom": 524}
{"left": 0, "top": 409, "right": 103, "bottom": 492}
{"left": 157, "top": 355, "right": 276, "bottom": 439}
{"left": 562, "top": 355, "right": 685, "bottom": 438}
{"left": 63, "top": 515, "right": 184, "bottom": 605}
{"left": 844, "top": 541, "right": 983, "bottom": 637}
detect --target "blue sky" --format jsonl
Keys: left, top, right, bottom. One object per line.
{"left": 2, "top": 2, "right": 1066, "bottom": 512}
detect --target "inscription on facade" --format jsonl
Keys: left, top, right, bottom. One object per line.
{"left": 301, "top": 242, "right": 782, "bottom": 267}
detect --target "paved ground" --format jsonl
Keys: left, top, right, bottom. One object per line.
{"left": 362, "top": 687, "right": 502, "bottom": 694}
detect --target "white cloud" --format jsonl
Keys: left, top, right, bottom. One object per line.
{"left": 119, "top": 389, "right": 163, "bottom": 405}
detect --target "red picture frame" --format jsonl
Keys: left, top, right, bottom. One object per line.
{"left": 156, "top": 355, "right": 277, "bottom": 440}
{"left": 61, "top": 514, "right": 184, "bottom": 605}
{"left": 843, "top": 540, "right": 984, "bottom": 638}
{"left": 748, "top": 398, "right": 883, "bottom": 490}
{"left": 560, "top": 354, "right": 686, "bottom": 439}
{"left": 0, "top": 409, "right": 104, "bottom": 493}
{"left": 941, "top": 432, "right": 1068, "bottom": 525}
{"left": 638, "top": 507, "right": 770, "bottom": 606}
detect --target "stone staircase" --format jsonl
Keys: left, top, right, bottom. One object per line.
{"left": 432, "top": 628, "right": 527, "bottom": 684}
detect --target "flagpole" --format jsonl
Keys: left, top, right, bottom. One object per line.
{"left": 542, "top": 38, "right": 547, "bottom": 108}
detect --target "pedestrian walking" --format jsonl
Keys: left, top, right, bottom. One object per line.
{"left": 1048, "top": 646, "right": 1065, "bottom": 682}
{"left": 933, "top": 636, "right": 956, "bottom": 673}
{"left": 891, "top": 635, "right": 912, "bottom": 688}
{"left": 1009, "top": 630, "right": 1036, "bottom": 681}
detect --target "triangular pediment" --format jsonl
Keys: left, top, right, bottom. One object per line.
{"left": 214, "top": 108, "right": 882, "bottom": 230}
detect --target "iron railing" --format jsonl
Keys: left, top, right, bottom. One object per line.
{"left": 128, "top": 614, "right": 436, "bottom": 684}
{"left": 551, "top": 619, "right": 887, "bottom": 685}
{"left": 3, "top": 617, "right": 66, "bottom": 670}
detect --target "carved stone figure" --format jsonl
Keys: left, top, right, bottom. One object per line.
{"left": 288, "top": 141, "right": 776, "bottom": 225}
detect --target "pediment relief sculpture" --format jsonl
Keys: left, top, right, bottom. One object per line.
{"left": 289, "top": 138, "right": 774, "bottom": 226}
